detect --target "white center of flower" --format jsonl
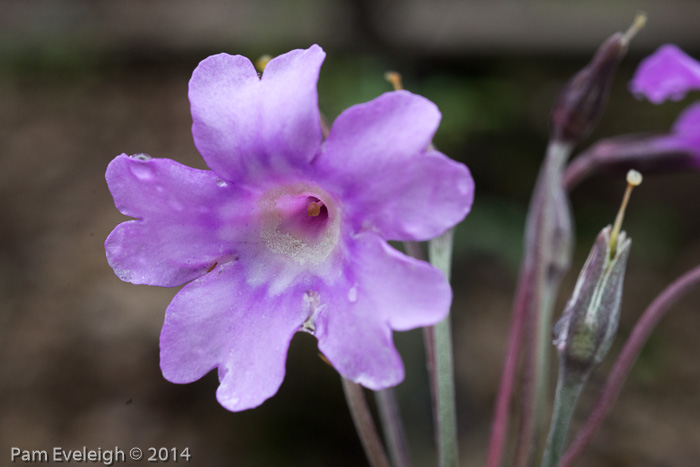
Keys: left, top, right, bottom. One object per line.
{"left": 257, "top": 183, "right": 340, "bottom": 265}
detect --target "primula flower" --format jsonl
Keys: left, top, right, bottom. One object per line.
{"left": 105, "top": 45, "right": 474, "bottom": 411}
{"left": 625, "top": 45, "right": 700, "bottom": 168}
{"left": 565, "top": 45, "right": 700, "bottom": 189}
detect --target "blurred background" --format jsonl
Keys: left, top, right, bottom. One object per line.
{"left": 2, "top": 1, "right": 700, "bottom": 465}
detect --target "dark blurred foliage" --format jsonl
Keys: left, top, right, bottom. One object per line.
{"left": 2, "top": 1, "right": 700, "bottom": 466}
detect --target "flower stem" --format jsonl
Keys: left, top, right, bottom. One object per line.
{"left": 540, "top": 369, "right": 584, "bottom": 467}
{"left": 485, "top": 267, "right": 532, "bottom": 467}
{"left": 561, "top": 264, "right": 700, "bottom": 467}
{"left": 514, "top": 140, "right": 573, "bottom": 467}
{"left": 427, "top": 229, "right": 459, "bottom": 467}
{"left": 562, "top": 149, "right": 598, "bottom": 192}
{"left": 342, "top": 378, "right": 391, "bottom": 467}
{"left": 374, "top": 389, "right": 412, "bottom": 467}
{"left": 486, "top": 140, "right": 572, "bottom": 467}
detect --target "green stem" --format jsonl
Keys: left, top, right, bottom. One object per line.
{"left": 541, "top": 369, "right": 585, "bottom": 467}
{"left": 427, "top": 229, "right": 459, "bottom": 467}
{"left": 515, "top": 140, "right": 573, "bottom": 467}
{"left": 530, "top": 279, "right": 558, "bottom": 459}
{"left": 341, "top": 378, "right": 391, "bottom": 467}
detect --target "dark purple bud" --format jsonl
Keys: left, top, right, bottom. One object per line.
{"left": 551, "top": 15, "right": 646, "bottom": 144}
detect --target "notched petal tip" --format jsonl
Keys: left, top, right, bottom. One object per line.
{"left": 159, "top": 264, "right": 307, "bottom": 412}
{"left": 630, "top": 44, "right": 700, "bottom": 104}
{"left": 190, "top": 45, "right": 326, "bottom": 182}
{"left": 261, "top": 44, "right": 326, "bottom": 81}
{"left": 104, "top": 155, "right": 245, "bottom": 287}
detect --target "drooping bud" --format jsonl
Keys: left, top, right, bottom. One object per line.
{"left": 553, "top": 170, "right": 641, "bottom": 378}
{"left": 551, "top": 14, "right": 646, "bottom": 144}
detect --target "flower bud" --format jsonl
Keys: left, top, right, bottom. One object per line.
{"left": 553, "top": 226, "right": 631, "bottom": 378}
{"left": 551, "top": 14, "right": 645, "bottom": 144}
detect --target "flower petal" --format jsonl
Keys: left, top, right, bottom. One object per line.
{"left": 353, "top": 232, "right": 452, "bottom": 331}
{"left": 630, "top": 44, "right": 700, "bottom": 104}
{"left": 316, "top": 293, "right": 404, "bottom": 390}
{"left": 315, "top": 232, "right": 451, "bottom": 388}
{"left": 672, "top": 101, "right": 700, "bottom": 136}
{"left": 159, "top": 262, "right": 308, "bottom": 411}
{"left": 105, "top": 154, "right": 253, "bottom": 287}
{"left": 189, "top": 45, "right": 325, "bottom": 182}
{"left": 655, "top": 102, "right": 700, "bottom": 168}
{"left": 315, "top": 91, "right": 473, "bottom": 241}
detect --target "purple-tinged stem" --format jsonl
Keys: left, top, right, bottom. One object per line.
{"left": 563, "top": 138, "right": 700, "bottom": 193}
{"left": 487, "top": 140, "right": 573, "bottom": 467}
{"left": 486, "top": 266, "right": 532, "bottom": 467}
{"left": 519, "top": 141, "right": 574, "bottom": 467}
{"left": 404, "top": 241, "right": 425, "bottom": 262}
{"left": 375, "top": 389, "right": 412, "bottom": 467}
{"left": 342, "top": 378, "right": 391, "bottom": 467}
{"left": 563, "top": 151, "right": 597, "bottom": 192}
{"left": 405, "top": 240, "right": 445, "bottom": 464}
{"left": 561, "top": 264, "right": 700, "bottom": 467}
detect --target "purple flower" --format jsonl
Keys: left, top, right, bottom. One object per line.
{"left": 627, "top": 44, "right": 700, "bottom": 165}
{"left": 566, "top": 45, "right": 700, "bottom": 189}
{"left": 105, "top": 45, "right": 474, "bottom": 411}
{"left": 630, "top": 44, "right": 700, "bottom": 104}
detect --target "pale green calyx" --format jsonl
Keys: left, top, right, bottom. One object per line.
{"left": 553, "top": 225, "right": 631, "bottom": 377}
{"left": 553, "top": 171, "right": 640, "bottom": 377}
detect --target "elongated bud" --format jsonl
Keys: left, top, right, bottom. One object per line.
{"left": 553, "top": 171, "right": 640, "bottom": 378}
{"left": 551, "top": 14, "right": 646, "bottom": 144}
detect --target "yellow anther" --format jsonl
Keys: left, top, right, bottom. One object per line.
{"left": 255, "top": 55, "right": 272, "bottom": 73}
{"left": 307, "top": 201, "right": 322, "bottom": 217}
{"left": 384, "top": 71, "right": 404, "bottom": 91}
{"left": 610, "top": 170, "right": 643, "bottom": 257}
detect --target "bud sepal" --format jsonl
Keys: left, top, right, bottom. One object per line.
{"left": 553, "top": 226, "right": 632, "bottom": 379}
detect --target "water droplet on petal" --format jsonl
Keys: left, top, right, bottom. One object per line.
{"left": 348, "top": 285, "right": 358, "bottom": 303}
{"left": 130, "top": 153, "right": 152, "bottom": 161}
{"left": 129, "top": 163, "right": 154, "bottom": 181}
{"left": 215, "top": 178, "right": 228, "bottom": 187}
